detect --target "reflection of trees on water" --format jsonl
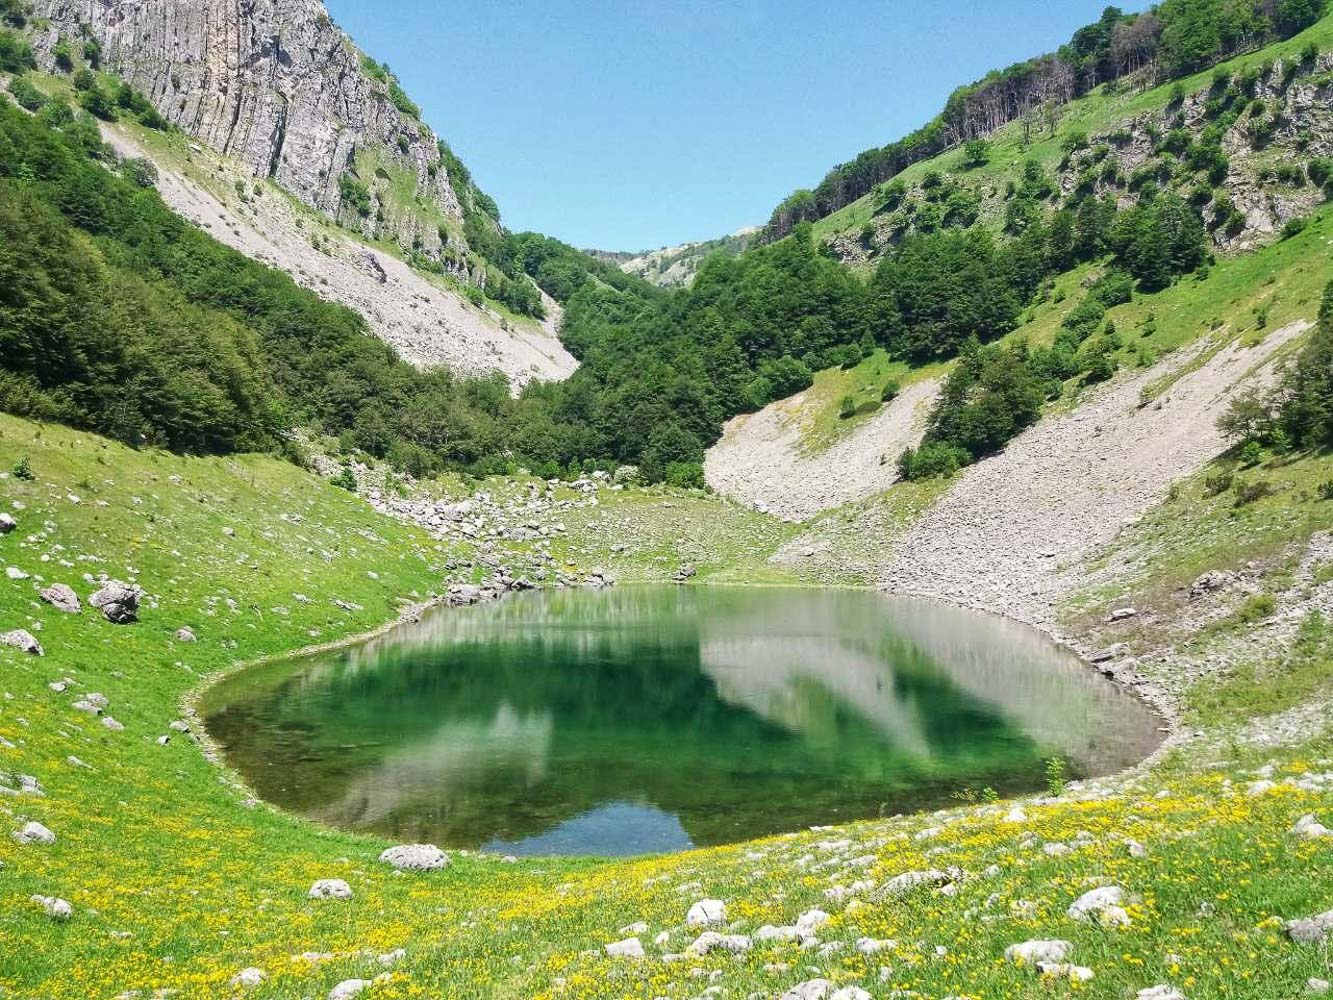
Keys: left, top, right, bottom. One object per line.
{"left": 204, "top": 588, "right": 1162, "bottom": 854}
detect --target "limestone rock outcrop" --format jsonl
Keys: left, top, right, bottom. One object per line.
{"left": 29, "top": 0, "right": 464, "bottom": 257}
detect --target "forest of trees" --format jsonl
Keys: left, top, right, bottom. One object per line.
{"left": 761, "top": 0, "right": 1327, "bottom": 241}
{"left": 0, "top": 76, "right": 1220, "bottom": 485}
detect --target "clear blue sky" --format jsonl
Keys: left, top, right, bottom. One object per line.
{"left": 325, "top": 0, "right": 1147, "bottom": 252}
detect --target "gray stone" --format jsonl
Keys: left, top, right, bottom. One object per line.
{"left": 308, "top": 878, "right": 353, "bottom": 900}
{"left": 30, "top": 894, "right": 71, "bottom": 920}
{"left": 13, "top": 821, "right": 56, "bottom": 845}
{"left": 89, "top": 581, "right": 141, "bottom": 624}
{"left": 0, "top": 512, "right": 15, "bottom": 533}
{"left": 379, "top": 843, "right": 449, "bottom": 870}
{"left": 1005, "top": 940, "right": 1073, "bottom": 965}
{"left": 1, "top": 629, "right": 43, "bottom": 655}
{"left": 686, "top": 898, "right": 726, "bottom": 926}
{"left": 39, "top": 584, "right": 81, "bottom": 614}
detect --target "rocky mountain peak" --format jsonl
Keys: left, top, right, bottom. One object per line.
{"left": 28, "top": 0, "right": 473, "bottom": 262}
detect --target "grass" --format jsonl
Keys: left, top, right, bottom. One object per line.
{"left": 3, "top": 419, "right": 1333, "bottom": 999}
{"left": 794, "top": 350, "right": 945, "bottom": 456}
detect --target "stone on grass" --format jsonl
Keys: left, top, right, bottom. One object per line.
{"left": 0, "top": 512, "right": 15, "bottom": 533}
{"left": 5, "top": 566, "right": 28, "bottom": 580}
{"left": 1005, "top": 940, "right": 1072, "bottom": 965}
{"left": 308, "top": 878, "right": 353, "bottom": 900}
{"left": 39, "top": 584, "right": 81, "bottom": 614}
{"left": 874, "top": 868, "right": 962, "bottom": 901}
{"left": 686, "top": 931, "right": 751, "bottom": 955}
{"left": 756, "top": 924, "right": 800, "bottom": 942}
{"left": 605, "top": 937, "right": 644, "bottom": 958}
{"left": 1037, "top": 962, "right": 1094, "bottom": 982}
{"left": 795, "top": 907, "right": 830, "bottom": 937}
{"left": 1068, "top": 886, "right": 1129, "bottom": 927}
{"left": 328, "top": 980, "right": 370, "bottom": 1000}
{"left": 686, "top": 898, "right": 726, "bottom": 926}
{"left": 101, "top": 716, "right": 124, "bottom": 732}
{"left": 13, "top": 821, "right": 55, "bottom": 845}
{"left": 1287, "top": 909, "right": 1333, "bottom": 944}
{"left": 829, "top": 989, "right": 872, "bottom": 1000}
{"left": 1, "top": 629, "right": 43, "bottom": 656}
{"left": 174, "top": 626, "right": 197, "bottom": 643}
{"left": 229, "top": 968, "right": 266, "bottom": 989}
{"left": 88, "top": 581, "right": 141, "bottom": 624}
{"left": 779, "top": 981, "right": 835, "bottom": 1000}
{"left": 1136, "top": 988, "right": 1187, "bottom": 1000}
{"left": 379, "top": 843, "right": 448, "bottom": 870}
{"left": 1308, "top": 980, "right": 1330, "bottom": 995}
{"left": 30, "top": 894, "right": 71, "bottom": 920}
{"left": 1293, "top": 814, "right": 1333, "bottom": 839}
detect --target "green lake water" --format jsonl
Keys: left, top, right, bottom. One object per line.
{"left": 202, "top": 587, "right": 1163, "bottom": 856}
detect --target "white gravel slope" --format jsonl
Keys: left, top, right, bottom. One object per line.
{"left": 704, "top": 377, "right": 940, "bottom": 521}
{"left": 104, "top": 128, "right": 576, "bottom": 388}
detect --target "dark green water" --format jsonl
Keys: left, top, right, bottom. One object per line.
{"left": 203, "top": 587, "right": 1162, "bottom": 857}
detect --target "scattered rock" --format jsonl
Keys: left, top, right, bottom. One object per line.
{"left": 1108, "top": 607, "right": 1138, "bottom": 622}
{"left": 13, "top": 821, "right": 56, "bottom": 845}
{"left": 89, "top": 581, "right": 141, "bottom": 624}
{"left": 605, "top": 937, "right": 645, "bottom": 958}
{"left": 30, "top": 894, "right": 71, "bottom": 920}
{"left": 685, "top": 931, "right": 751, "bottom": 955}
{"left": 1, "top": 629, "right": 43, "bottom": 655}
{"left": 174, "top": 627, "right": 197, "bottom": 643}
{"left": 1005, "top": 940, "right": 1073, "bottom": 965}
{"left": 308, "top": 878, "right": 353, "bottom": 900}
{"left": 379, "top": 843, "right": 449, "bottom": 870}
{"left": 0, "top": 512, "right": 15, "bottom": 533}
{"left": 1287, "top": 909, "right": 1333, "bottom": 944}
{"left": 1293, "top": 814, "right": 1333, "bottom": 839}
{"left": 39, "top": 584, "right": 81, "bottom": 614}
{"left": 229, "top": 968, "right": 266, "bottom": 989}
{"left": 686, "top": 898, "right": 726, "bottom": 926}
{"left": 1136, "top": 988, "right": 1187, "bottom": 1000}
{"left": 328, "top": 980, "right": 370, "bottom": 1000}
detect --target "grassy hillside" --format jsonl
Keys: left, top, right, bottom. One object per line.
{"left": 813, "top": 15, "right": 1333, "bottom": 251}
{"left": 2, "top": 413, "right": 1333, "bottom": 999}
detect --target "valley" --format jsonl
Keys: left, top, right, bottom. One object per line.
{"left": 4, "top": 1, "right": 1333, "bottom": 998}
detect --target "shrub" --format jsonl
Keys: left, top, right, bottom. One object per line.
{"left": 1233, "top": 478, "right": 1273, "bottom": 505}
{"left": 897, "top": 441, "right": 969, "bottom": 481}
{"left": 8, "top": 75, "right": 45, "bottom": 111}
{"left": 664, "top": 461, "right": 706, "bottom": 490}
{"left": 1045, "top": 756, "right": 1067, "bottom": 797}
{"left": 12, "top": 456, "right": 35, "bottom": 481}
{"left": 330, "top": 467, "right": 358, "bottom": 492}
{"left": 881, "top": 379, "right": 901, "bottom": 402}
{"left": 1234, "top": 593, "right": 1276, "bottom": 623}
{"left": 1239, "top": 440, "right": 1263, "bottom": 466}
{"left": 338, "top": 173, "right": 372, "bottom": 217}
{"left": 1318, "top": 480, "right": 1333, "bottom": 501}
{"left": 1205, "top": 470, "right": 1235, "bottom": 496}
{"left": 838, "top": 395, "right": 857, "bottom": 420}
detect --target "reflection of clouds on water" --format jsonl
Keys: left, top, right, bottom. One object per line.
{"left": 699, "top": 635, "right": 934, "bottom": 757}
{"left": 311, "top": 703, "right": 553, "bottom": 834}
{"left": 209, "top": 586, "right": 1164, "bottom": 854}
{"left": 482, "top": 801, "right": 693, "bottom": 857}
{"left": 878, "top": 597, "right": 1163, "bottom": 772}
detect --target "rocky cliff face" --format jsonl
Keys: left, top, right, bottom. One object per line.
{"left": 28, "top": 0, "right": 470, "bottom": 263}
